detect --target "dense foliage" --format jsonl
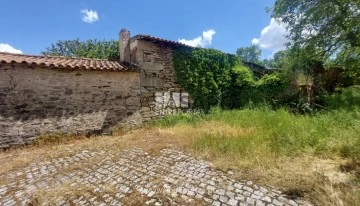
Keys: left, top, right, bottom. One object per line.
{"left": 42, "top": 38, "right": 119, "bottom": 60}
{"left": 173, "top": 47, "right": 233, "bottom": 111}
{"left": 324, "top": 85, "right": 360, "bottom": 110}
{"left": 263, "top": 50, "right": 287, "bottom": 69}
{"left": 236, "top": 44, "right": 262, "bottom": 64}
{"left": 271, "top": 0, "right": 360, "bottom": 79}
{"left": 173, "top": 47, "right": 287, "bottom": 111}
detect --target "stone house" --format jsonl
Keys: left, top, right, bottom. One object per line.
{"left": 0, "top": 29, "right": 190, "bottom": 148}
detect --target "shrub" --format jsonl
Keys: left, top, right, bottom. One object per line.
{"left": 173, "top": 47, "right": 237, "bottom": 111}
{"left": 173, "top": 47, "right": 291, "bottom": 111}
{"left": 222, "top": 65, "right": 256, "bottom": 109}
{"left": 324, "top": 85, "right": 360, "bottom": 109}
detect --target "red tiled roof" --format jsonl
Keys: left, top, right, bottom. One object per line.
{"left": 0, "top": 52, "right": 137, "bottom": 72}
{"left": 132, "top": 35, "right": 192, "bottom": 48}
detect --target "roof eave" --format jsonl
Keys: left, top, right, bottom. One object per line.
{"left": 131, "top": 35, "right": 192, "bottom": 48}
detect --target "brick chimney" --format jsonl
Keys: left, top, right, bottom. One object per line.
{"left": 119, "top": 29, "right": 131, "bottom": 62}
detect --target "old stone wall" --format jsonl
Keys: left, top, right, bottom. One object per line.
{"left": 134, "top": 40, "right": 190, "bottom": 121}
{"left": 0, "top": 65, "right": 140, "bottom": 148}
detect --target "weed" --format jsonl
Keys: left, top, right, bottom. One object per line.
{"left": 151, "top": 106, "right": 360, "bottom": 205}
{"left": 149, "top": 110, "right": 204, "bottom": 128}
{"left": 33, "top": 132, "right": 86, "bottom": 147}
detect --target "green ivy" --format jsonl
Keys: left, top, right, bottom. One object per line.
{"left": 256, "top": 72, "right": 289, "bottom": 103}
{"left": 173, "top": 47, "right": 288, "bottom": 111}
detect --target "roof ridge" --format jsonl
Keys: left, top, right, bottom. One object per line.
{"left": 131, "top": 34, "right": 191, "bottom": 48}
{"left": 0, "top": 52, "right": 138, "bottom": 72}
{"left": 0, "top": 52, "right": 119, "bottom": 62}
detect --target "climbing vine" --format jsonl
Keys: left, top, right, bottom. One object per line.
{"left": 173, "top": 47, "right": 288, "bottom": 111}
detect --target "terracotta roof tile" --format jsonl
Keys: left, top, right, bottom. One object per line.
{"left": 0, "top": 52, "right": 138, "bottom": 72}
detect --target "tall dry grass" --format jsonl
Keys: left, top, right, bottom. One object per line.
{"left": 150, "top": 106, "right": 360, "bottom": 205}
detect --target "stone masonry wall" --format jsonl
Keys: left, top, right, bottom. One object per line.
{"left": 0, "top": 65, "right": 141, "bottom": 148}
{"left": 134, "top": 40, "right": 190, "bottom": 121}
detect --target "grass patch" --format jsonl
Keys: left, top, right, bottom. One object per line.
{"left": 186, "top": 107, "right": 360, "bottom": 159}
{"left": 152, "top": 106, "right": 360, "bottom": 205}
{"left": 33, "top": 132, "right": 87, "bottom": 146}
{"left": 149, "top": 111, "right": 204, "bottom": 128}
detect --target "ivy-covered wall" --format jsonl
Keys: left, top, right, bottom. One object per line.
{"left": 173, "top": 47, "right": 288, "bottom": 111}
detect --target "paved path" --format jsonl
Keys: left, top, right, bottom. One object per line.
{"left": 0, "top": 148, "right": 310, "bottom": 206}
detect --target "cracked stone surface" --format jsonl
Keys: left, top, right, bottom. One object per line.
{"left": 0, "top": 148, "right": 311, "bottom": 205}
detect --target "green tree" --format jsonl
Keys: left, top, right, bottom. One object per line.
{"left": 236, "top": 44, "right": 262, "bottom": 63}
{"left": 264, "top": 50, "right": 287, "bottom": 69}
{"left": 271, "top": 0, "right": 360, "bottom": 74}
{"left": 42, "top": 38, "right": 119, "bottom": 60}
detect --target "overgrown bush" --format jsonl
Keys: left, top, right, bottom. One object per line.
{"left": 257, "top": 72, "right": 289, "bottom": 100}
{"left": 222, "top": 65, "right": 256, "bottom": 109}
{"left": 173, "top": 47, "right": 290, "bottom": 111}
{"left": 173, "top": 47, "right": 235, "bottom": 111}
{"left": 324, "top": 85, "right": 360, "bottom": 110}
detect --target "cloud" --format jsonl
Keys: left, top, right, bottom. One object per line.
{"left": 81, "top": 9, "right": 99, "bottom": 23}
{"left": 252, "top": 18, "right": 289, "bottom": 53}
{"left": 0, "top": 43, "right": 23, "bottom": 54}
{"left": 179, "top": 29, "right": 216, "bottom": 48}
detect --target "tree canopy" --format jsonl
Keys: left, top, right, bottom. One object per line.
{"left": 42, "top": 38, "right": 119, "bottom": 60}
{"left": 263, "top": 50, "right": 287, "bottom": 69}
{"left": 271, "top": 0, "right": 360, "bottom": 72}
{"left": 236, "top": 44, "right": 262, "bottom": 64}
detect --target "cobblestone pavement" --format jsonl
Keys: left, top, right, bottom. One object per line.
{"left": 0, "top": 148, "right": 310, "bottom": 206}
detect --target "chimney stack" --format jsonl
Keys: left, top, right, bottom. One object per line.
{"left": 119, "top": 29, "right": 131, "bottom": 62}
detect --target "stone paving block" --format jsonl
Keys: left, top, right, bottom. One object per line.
{"left": 212, "top": 194, "right": 220, "bottom": 200}
{"left": 212, "top": 200, "right": 221, "bottom": 206}
{"left": 261, "top": 196, "right": 272, "bottom": 203}
{"left": 234, "top": 183, "right": 243, "bottom": 189}
{"left": 236, "top": 195, "right": 246, "bottom": 201}
{"left": 219, "top": 195, "right": 228, "bottom": 203}
{"left": 273, "top": 198, "right": 284, "bottom": 206}
{"left": 228, "top": 198, "right": 238, "bottom": 206}
{"left": 0, "top": 148, "right": 310, "bottom": 206}
{"left": 246, "top": 197, "right": 256, "bottom": 205}
{"left": 226, "top": 191, "right": 235, "bottom": 199}
{"left": 251, "top": 194, "right": 261, "bottom": 200}
{"left": 256, "top": 200, "right": 266, "bottom": 206}
{"left": 215, "top": 189, "right": 226, "bottom": 196}
{"left": 206, "top": 185, "right": 216, "bottom": 192}
{"left": 243, "top": 186, "right": 254, "bottom": 193}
